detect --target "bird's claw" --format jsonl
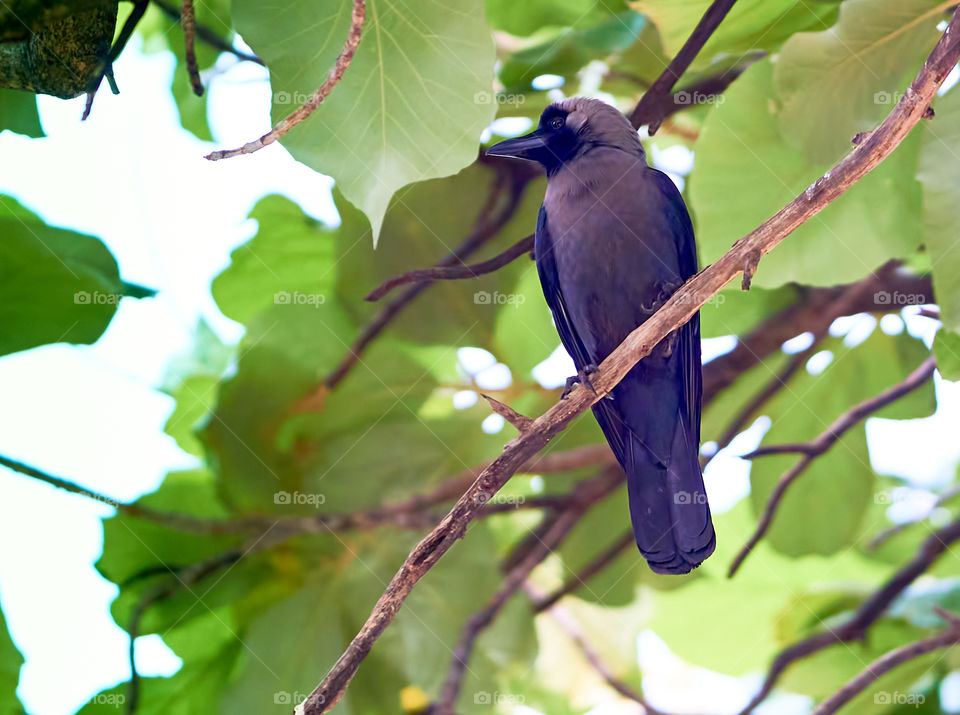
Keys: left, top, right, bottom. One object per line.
{"left": 561, "top": 363, "right": 599, "bottom": 399}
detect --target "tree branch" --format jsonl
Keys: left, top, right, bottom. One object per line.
{"left": 365, "top": 234, "right": 535, "bottom": 302}
{"left": 729, "top": 356, "right": 936, "bottom": 577}
{"left": 180, "top": 0, "right": 203, "bottom": 96}
{"left": 434, "top": 467, "right": 622, "bottom": 713}
{"left": 205, "top": 0, "right": 365, "bottom": 160}
{"left": 150, "top": 0, "right": 265, "bottom": 65}
{"left": 740, "top": 516, "right": 960, "bottom": 714}
{"left": 810, "top": 615, "right": 960, "bottom": 715}
{"left": 868, "top": 482, "right": 960, "bottom": 550}
{"left": 295, "top": 11, "right": 960, "bottom": 713}
{"left": 628, "top": 0, "right": 740, "bottom": 132}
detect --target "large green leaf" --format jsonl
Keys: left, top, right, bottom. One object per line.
{"left": 233, "top": 0, "right": 497, "bottom": 242}
{"left": 633, "top": 0, "right": 839, "bottom": 68}
{"left": 691, "top": 60, "right": 923, "bottom": 288}
{"left": 485, "top": 0, "right": 627, "bottom": 36}
{"left": 0, "top": 89, "right": 42, "bottom": 137}
{"left": 918, "top": 87, "right": 960, "bottom": 333}
{"left": 0, "top": 611, "right": 24, "bottom": 715}
{"left": 774, "top": 0, "right": 947, "bottom": 163}
{"left": 0, "top": 195, "right": 152, "bottom": 356}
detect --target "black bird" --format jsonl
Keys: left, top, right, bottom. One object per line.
{"left": 487, "top": 97, "right": 715, "bottom": 574}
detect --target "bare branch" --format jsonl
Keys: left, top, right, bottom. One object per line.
{"left": 295, "top": 12, "right": 960, "bottom": 713}
{"left": 740, "top": 516, "right": 960, "bottom": 714}
{"left": 729, "top": 356, "right": 936, "bottom": 577}
{"left": 150, "top": 0, "right": 265, "bottom": 65}
{"left": 205, "top": 0, "right": 366, "bottom": 160}
{"left": 481, "top": 394, "right": 533, "bottom": 433}
{"left": 628, "top": 0, "right": 740, "bottom": 132}
{"left": 365, "top": 234, "right": 534, "bottom": 302}
{"left": 532, "top": 530, "right": 635, "bottom": 613}
{"left": 868, "top": 482, "right": 960, "bottom": 550}
{"left": 434, "top": 467, "right": 622, "bottom": 712}
{"left": 811, "top": 623, "right": 960, "bottom": 715}
{"left": 525, "top": 582, "right": 665, "bottom": 714}
{"left": 181, "top": 0, "right": 203, "bottom": 96}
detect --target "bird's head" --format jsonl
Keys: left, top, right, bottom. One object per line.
{"left": 486, "top": 97, "right": 644, "bottom": 174}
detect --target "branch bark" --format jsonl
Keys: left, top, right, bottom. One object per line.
{"left": 205, "top": 0, "right": 365, "bottom": 160}
{"left": 729, "top": 356, "right": 936, "bottom": 577}
{"left": 296, "top": 11, "right": 960, "bottom": 714}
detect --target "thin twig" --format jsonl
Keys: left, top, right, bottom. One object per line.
{"left": 740, "top": 517, "right": 960, "bottom": 714}
{"left": 434, "top": 468, "right": 622, "bottom": 713}
{"left": 629, "top": 0, "right": 740, "bottom": 132}
{"left": 206, "top": 0, "right": 366, "bottom": 160}
{"left": 83, "top": 0, "right": 149, "bottom": 120}
{"left": 532, "top": 530, "right": 635, "bottom": 613}
{"left": 180, "top": 0, "right": 203, "bottom": 96}
{"left": 810, "top": 621, "right": 960, "bottom": 715}
{"left": 296, "top": 12, "right": 960, "bottom": 713}
{"left": 365, "top": 234, "right": 535, "bottom": 302}
{"left": 729, "top": 356, "right": 936, "bottom": 577}
{"left": 524, "top": 582, "right": 666, "bottom": 715}
{"left": 150, "top": 0, "right": 265, "bottom": 65}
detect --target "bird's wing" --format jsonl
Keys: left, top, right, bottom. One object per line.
{"left": 651, "top": 168, "right": 702, "bottom": 442}
{"left": 534, "top": 205, "right": 628, "bottom": 463}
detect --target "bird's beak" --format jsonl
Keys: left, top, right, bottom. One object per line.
{"left": 486, "top": 129, "right": 547, "bottom": 160}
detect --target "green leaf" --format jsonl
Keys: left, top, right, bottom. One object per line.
{"left": 633, "top": 0, "right": 839, "bottom": 68}
{"left": 774, "top": 0, "right": 946, "bottom": 164}
{"left": 0, "top": 610, "right": 24, "bottom": 715}
{"left": 934, "top": 330, "right": 960, "bottom": 381}
{"left": 0, "top": 195, "right": 151, "bottom": 356}
{"left": 212, "top": 195, "right": 337, "bottom": 325}
{"left": 233, "top": 0, "right": 497, "bottom": 242}
{"left": 0, "top": 89, "right": 42, "bottom": 137}
{"left": 332, "top": 165, "right": 544, "bottom": 351}
{"left": 691, "top": 60, "right": 923, "bottom": 288}
{"left": 918, "top": 87, "right": 960, "bottom": 332}
{"left": 485, "top": 0, "right": 627, "bottom": 36}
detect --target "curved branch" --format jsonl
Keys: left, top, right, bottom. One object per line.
{"left": 811, "top": 617, "right": 960, "bottom": 715}
{"left": 205, "top": 0, "right": 366, "bottom": 160}
{"left": 150, "top": 0, "right": 265, "bottom": 65}
{"left": 729, "top": 356, "right": 936, "bottom": 577}
{"left": 296, "top": 12, "right": 960, "bottom": 713}
{"left": 365, "top": 234, "right": 534, "bottom": 302}
{"left": 740, "top": 517, "right": 960, "bottom": 714}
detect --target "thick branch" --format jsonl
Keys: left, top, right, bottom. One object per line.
{"left": 811, "top": 619, "right": 960, "bottom": 715}
{"left": 729, "top": 356, "right": 936, "bottom": 577}
{"left": 629, "top": 0, "right": 740, "bottom": 132}
{"left": 740, "top": 517, "right": 960, "bottom": 714}
{"left": 205, "top": 0, "right": 365, "bottom": 160}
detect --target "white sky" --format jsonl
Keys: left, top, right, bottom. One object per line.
{"left": 0, "top": 39, "right": 959, "bottom": 715}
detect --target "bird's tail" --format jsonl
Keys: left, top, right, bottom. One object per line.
{"left": 624, "top": 419, "right": 715, "bottom": 575}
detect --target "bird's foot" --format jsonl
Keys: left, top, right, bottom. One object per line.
{"left": 562, "top": 363, "right": 599, "bottom": 399}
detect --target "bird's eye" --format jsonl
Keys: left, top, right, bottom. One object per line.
{"left": 549, "top": 116, "right": 564, "bottom": 130}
